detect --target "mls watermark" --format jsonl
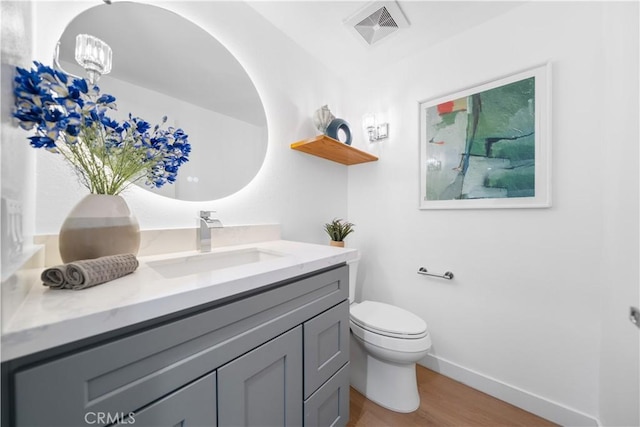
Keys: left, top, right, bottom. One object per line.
{"left": 84, "top": 412, "right": 136, "bottom": 425}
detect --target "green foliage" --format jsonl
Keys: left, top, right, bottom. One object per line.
{"left": 323, "top": 218, "right": 355, "bottom": 242}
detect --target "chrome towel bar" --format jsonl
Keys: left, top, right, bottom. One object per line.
{"left": 417, "top": 267, "right": 454, "bottom": 280}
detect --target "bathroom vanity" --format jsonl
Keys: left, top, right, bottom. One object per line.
{"left": 1, "top": 240, "right": 355, "bottom": 427}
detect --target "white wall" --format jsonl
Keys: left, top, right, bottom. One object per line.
{"left": 32, "top": 1, "right": 349, "bottom": 243}
{"left": 345, "top": 2, "right": 638, "bottom": 426}
{"left": 598, "top": 2, "right": 640, "bottom": 426}
{"left": 1, "top": 1, "right": 37, "bottom": 279}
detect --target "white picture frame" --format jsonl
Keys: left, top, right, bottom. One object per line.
{"left": 419, "top": 64, "right": 551, "bottom": 209}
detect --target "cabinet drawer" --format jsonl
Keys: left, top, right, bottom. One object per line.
{"left": 304, "top": 300, "right": 350, "bottom": 398}
{"left": 304, "top": 362, "right": 350, "bottom": 427}
{"left": 118, "top": 371, "right": 217, "bottom": 427}
{"left": 13, "top": 265, "right": 347, "bottom": 427}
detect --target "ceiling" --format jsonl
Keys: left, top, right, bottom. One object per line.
{"left": 247, "top": 1, "right": 526, "bottom": 79}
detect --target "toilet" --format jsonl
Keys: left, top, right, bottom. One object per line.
{"left": 348, "top": 256, "right": 432, "bottom": 413}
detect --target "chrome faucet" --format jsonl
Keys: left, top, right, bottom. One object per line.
{"left": 198, "top": 210, "right": 223, "bottom": 252}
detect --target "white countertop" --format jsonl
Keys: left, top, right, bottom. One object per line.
{"left": 1, "top": 240, "right": 358, "bottom": 362}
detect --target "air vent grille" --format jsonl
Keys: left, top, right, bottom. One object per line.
{"left": 346, "top": 2, "right": 409, "bottom": 46}
{"left": 377, "top": 7, "right": 398, "bottom": 28}
{"left": 354, "top": 7, "right": 399, "bottom": 45}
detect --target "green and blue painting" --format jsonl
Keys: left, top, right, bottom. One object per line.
{"left": 424, "top": 77, "right": 535, "bottom": 201}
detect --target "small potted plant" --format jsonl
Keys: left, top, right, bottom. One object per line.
{"left": 323, "top": 218, "right": 355, "bottom": 247}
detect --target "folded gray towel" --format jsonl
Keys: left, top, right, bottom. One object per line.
{"left": 42, "top": 254, "right": 139, "bottom": 290}
{"left": 41, "top": 265, "right": 68, "bottom": 288}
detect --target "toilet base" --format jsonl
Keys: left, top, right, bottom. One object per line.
{"left": 350, "top": 332, "right": 421, "bottom": 413}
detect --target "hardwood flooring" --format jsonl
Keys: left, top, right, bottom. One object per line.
{"left": 347, "top": 365, "right": 558, "bottom": 427}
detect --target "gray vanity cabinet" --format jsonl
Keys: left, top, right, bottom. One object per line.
{"left": 5, "top": 264, "right": 349, "bottom": 427}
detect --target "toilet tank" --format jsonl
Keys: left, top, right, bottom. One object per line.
{"left": 347, "top": 256, "right": 360, "bottom": 303}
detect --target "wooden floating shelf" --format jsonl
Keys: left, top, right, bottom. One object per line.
{"left": 290, "top": 135, "right": 378, "bottom": 165}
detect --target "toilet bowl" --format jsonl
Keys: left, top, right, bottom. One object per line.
{"left": 347, "top": 256, "right": 431, "bottom": 413}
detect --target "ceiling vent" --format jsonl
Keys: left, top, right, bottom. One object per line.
{"left": 345, "top": 1, "right": 409, "bottom": 46}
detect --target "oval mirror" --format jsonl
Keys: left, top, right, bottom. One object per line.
{"left": 56, "top": 2, "right": 268, "bottom": 201}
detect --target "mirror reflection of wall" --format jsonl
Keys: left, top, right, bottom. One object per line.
{"left": 56, "top": 2, "right": 268, "bottom": 201}
{"left": 1, "top": 1, "right": 34, "bottom": 279}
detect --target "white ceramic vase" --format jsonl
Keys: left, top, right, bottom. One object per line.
{"left": 59, "top": 194, "right": 140, "bottom": 263}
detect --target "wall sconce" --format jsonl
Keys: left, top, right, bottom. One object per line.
{"left": 74, "top": 34, "right": 112, "bottom": 85}
{"left": 363, "top": 113, "right": 389, "bottom": 142}
{"left": 426, "top": 158, "right": 442, "bottom": 171}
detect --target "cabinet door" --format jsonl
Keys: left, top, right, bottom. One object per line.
{"left": 116, "top": 371, "right": 216, "bottom": 427}
{"left": 304, "top": 301, "right": 350, "bottom": 398}
{"left": 218, "top": 326, "right": 302, "bottom": 427}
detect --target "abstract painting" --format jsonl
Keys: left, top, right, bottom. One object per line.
{"left": 419, "top": 64, "right": 551, "bottom": 209}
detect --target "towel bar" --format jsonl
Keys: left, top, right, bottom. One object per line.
{"left": 417, "top": 267, "right": 454, "bottom": 280}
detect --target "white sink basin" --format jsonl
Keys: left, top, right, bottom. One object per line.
{"left": 147, "top": 248, "right": 285, "bottom": 279}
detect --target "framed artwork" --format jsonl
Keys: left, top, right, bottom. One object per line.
{"left": 419, "top": 64, "right": 551, "bottom": 209}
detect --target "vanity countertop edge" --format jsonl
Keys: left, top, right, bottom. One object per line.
{"left": 1, "top": 240, "right": 357, "bottom": 362}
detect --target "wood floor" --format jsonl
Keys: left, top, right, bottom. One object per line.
{"left": 347, "top": 365, "right": 558, "bottom": 427}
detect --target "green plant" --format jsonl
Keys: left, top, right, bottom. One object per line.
{"left": 323, "top": 218, "right": 355, "bottom": 242}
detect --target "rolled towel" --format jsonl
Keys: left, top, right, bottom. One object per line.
{"left": 41, "top": 265, "right": 69, "bottom": 288}
{"left": 64, "top": 253, "right": 139, "bottom": 290}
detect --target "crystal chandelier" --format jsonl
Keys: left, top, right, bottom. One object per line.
{"left": 74, "top": 34, "right": 112, "bottom": 85}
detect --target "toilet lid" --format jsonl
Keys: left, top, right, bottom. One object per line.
{"left": 350, "top": 301, "right": 428, "bottom": 338}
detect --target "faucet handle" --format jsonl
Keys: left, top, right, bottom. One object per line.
{"left": 199, "top": 210, "right": 216, "bottom": 220}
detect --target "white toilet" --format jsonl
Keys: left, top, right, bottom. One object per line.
{"left": 348, "top": 256, "right": 432, "bottom": 413}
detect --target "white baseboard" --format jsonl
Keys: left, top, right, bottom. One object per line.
{"left": 420, "top": 354, "right": 600, "bottom": 427}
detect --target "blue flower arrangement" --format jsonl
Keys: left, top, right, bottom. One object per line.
{"left": 13, "top": 61, "right": 191, "bottom": 195}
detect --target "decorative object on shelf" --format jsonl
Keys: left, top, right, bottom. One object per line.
{"left": 363, "top": 113, "right": 389, "bottom": 142}
{"left": 313, "top": 105, "right": 336, "bottom": 134}
{"left": 58, "top": 194, "right": 140, "bottom": 263}
{"left": 323, "top": 218, "right": 355, "bottom": 247}
{"left": 419, "top": 63, "right": 551, "bottom": 209}
{"left": 326, "top": 118, "right": 352, "bottom": 146}
{"left": 312, "top": 105, "right": 352, "bottom": 146}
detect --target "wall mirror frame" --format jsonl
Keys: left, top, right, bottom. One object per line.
{"left": 55, "top": 1, "right": 268, "bottom": 201}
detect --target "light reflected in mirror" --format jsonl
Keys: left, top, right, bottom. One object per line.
{"left": 57, "top": 2, "right": 267, "bottom": 201}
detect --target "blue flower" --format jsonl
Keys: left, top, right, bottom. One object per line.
{"left": 97, "top": 94, "right": 115, "bottom": 105}
{"left": 13, "top": 62, "right": 191, "bottom": 194}
{"left": 13, "top": 106, "right": 43, "bottom": 130}
{"left": 72, "top": 78, "right": 87, "bottom": 94}
{"left": 101, "top": 116, "right": 120, "bottom": 131}
{"left": 134, "top": 118, "right": 151, "bottom": 134}
{"left": 28, "top": 135, "right": 56, "bottom": 149}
